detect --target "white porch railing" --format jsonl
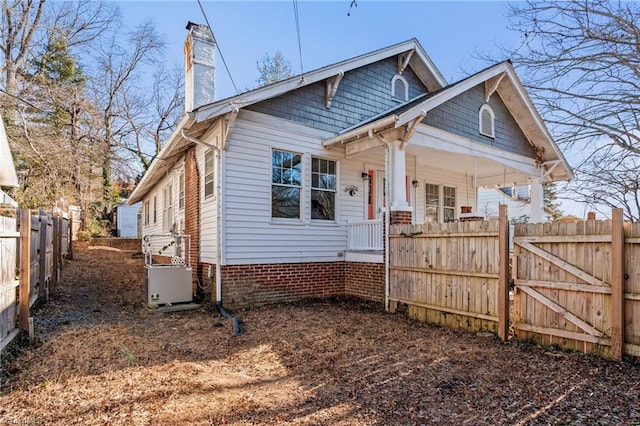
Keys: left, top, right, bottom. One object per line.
{"left": 347, "top": 219, "right": 383, "bottom": 251}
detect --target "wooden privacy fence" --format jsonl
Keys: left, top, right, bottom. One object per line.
{"left": 0, "top": 208, "right": 69, "bottom": 353}
{"left": 389, "top": 205, "right": 510, "bottom": 340}
{"left": 512, "top": 209, "right": 637, "bottom": 360}
{"left": 389, "top": 206, "right": 637, "bottom": 361}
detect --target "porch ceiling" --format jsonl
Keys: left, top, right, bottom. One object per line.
{"left": 405, "top": 144, "right": 532, "bottom": 188}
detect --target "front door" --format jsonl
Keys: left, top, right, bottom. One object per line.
{"left": 367, "top": 170, "right": 386, "bottom": 220}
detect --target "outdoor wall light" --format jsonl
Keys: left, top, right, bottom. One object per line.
{"left": 361, "top": 172, "right": 370, "bottom": 181}
{"left": 412, "top": 179, "right": 420, "bottom": 187}
{"left": 345, "top": 185, "right": 359, "bottom": 196}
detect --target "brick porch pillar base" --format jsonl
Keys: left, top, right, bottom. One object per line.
{"left": 390, "top": 208, "right": 413, "bottom": 225}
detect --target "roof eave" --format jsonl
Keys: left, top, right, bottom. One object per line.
{"left": 127, "top": 114, "right": 195, "bottom": 204}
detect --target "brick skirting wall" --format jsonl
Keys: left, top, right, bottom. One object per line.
{"left": 205, "top": 260, "right": 386, "bottom": 310}
{"left": 219, "top": 262, "right": 346, "bottom": 309}
{"left": 344, "top": 262, "right": 385, "bottom": 304}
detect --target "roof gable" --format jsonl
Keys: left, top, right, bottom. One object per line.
{"left": 247, "top": 56, "right": 429, "bottom": 133}
{"left": 396, "top": 62, "right": 572, "bottom": 180}
{"left": 192, "top": 39, "right": 446, "bottom": 123}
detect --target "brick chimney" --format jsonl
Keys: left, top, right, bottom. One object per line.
{"left": 184, "top": 22, "right": 216, "bottom": 112}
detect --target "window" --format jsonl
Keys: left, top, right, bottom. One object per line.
{"left": 479, "top": 103, "right": 495, "bottom": 138}
{"left": 391, "top": 74, "right": 409, "bottom": 102}
{"left": 443, "top": 186, "right": 456, "bottom": 222}
{"left": 425, "top": 184, "right": 457, "bottom": 223}
{"left": 144, "top": 200, "right": 150, "bottom": 226}
{"left": 178, "top": 171, "right": 185, "bottom": 210}
{"left": 153, "top": 195, "right": 157, "bottom": 224}
{"left": 311, "top": 157, "right": 336, "bottom": 220}
{"left": 425, "top": 183, "right": 439, "bottom": 224}
{"left": 163, "top": 184, "right": 173, "bottom": 232}
{"left": 204, "top": 149, "right": 214, "bottom": 198}
{"left": 271, "top": 149, "right": 302, "bottom": 218}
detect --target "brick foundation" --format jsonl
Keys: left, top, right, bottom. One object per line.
{"left": 345, "top": 262, "right": 385, "bottom": 304}
{"left": 220, "top": 262, "right": 346, "bottom": 309}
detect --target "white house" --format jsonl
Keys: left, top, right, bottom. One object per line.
{"left": 128, "top": 23, "right": 572, "bottom": 309}
{"left": 0, "top": 113, "right": 19, "bottom": 206}
{"left": 478, "top": 185, "right": 550, "bottom": 223}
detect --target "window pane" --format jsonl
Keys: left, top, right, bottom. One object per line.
{"left": 443, "top": 186, "right": 456, "bottom": 208}
{"left": 311, "top": 190, "right": 335, "bottom": 220}
{"left": 444, "top": 207, "right": 455, "bottom": 223}
{"left": 272, "top": 149, "right": 302, "bottom": 219}
{"left": 425, "top": 207, "right": 438, "bottom": 224}
{"left": 272, "top": 187, "right": 300, "bottom": 218}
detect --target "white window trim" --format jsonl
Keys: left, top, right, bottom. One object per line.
{"left": 271, "top": 147, "right": 304, "bottom": 222}
{"left": 204, "top": 149, "right": 215, "bottom": 199}
{"left": 144, "top": 200, "right": 150, "bottom": 226}
{"left": 310, "top": 156, "right": 338, "bottom": 223}
{"left": 178, "top": 169, "right": 185, "bottom": 210}
{"left": 391, "top": 74, "right": 409, "bottom": 102}
{"left": 425, "top": 183, "right": 457, "bottom": 224}
{"left": 153, "top": 195, "right": 158, "bottom": 224}
{"left": 479, "top": 103, "right": 495, "bottom": 138}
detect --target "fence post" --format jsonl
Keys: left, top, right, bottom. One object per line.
{"left": 611, "top": 208, "right": 625, "bottom": 361}
{"left": 52, "top": 212, "right": 59, "bottom": 288}
{"left": 498, "top": 204, "right": 510, "bottom": 341}
{"left": 38, "top": 213, "right": 48, "bottom": 301}
{"left": 19, "top": 208, "right": 31, "bottom": 336}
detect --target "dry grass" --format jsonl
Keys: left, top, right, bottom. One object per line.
{"left": 1, "top": 245, "right": 640, "bottom": 425}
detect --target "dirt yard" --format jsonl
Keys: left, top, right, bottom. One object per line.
{"left": 1, "top": 244, "right": 640, "bottom": 425}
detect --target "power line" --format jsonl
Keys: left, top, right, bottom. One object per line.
{"left": 292, "top": 0, "right": 304, "bottom": 75}
{"left": 196, "top": 0, "right": 239, "bottom": 95}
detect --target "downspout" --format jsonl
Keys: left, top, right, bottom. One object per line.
{"left": 181, "top": 129, "right": 241, "bottom": 335}
{"left": 368, "top": 129, "right": 391, "bottom": 311}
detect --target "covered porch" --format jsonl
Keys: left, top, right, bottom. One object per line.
{"left": 326, "top": 62, "right": 572, "bottom": 253}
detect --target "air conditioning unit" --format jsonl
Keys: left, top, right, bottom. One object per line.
{"left": 143, "top": 265, "right": 192, "bottom": 306}
{"left": 142, "top": 234, "right": 193, "bottom": 306}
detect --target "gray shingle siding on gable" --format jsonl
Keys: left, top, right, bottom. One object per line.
{"left": 247, "top": 57, "right": 428, "bottom": 133}
{"left": 423, "top": 84, "right": 536, "bottom": 158}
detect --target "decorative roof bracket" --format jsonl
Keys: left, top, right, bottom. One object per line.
{"left": 223, "top": 108, "right": 239, "bottom": 149}
{"left": 401, "top": 110, "right": 427, "bottom": 143}
{"left": 484, "top": 72, "right": 506, "bottom": 102}
{"left": 325, "top": 71, "right": 344, "bottom": 108}
{"left": 398, "top": 50, "right": 415, "bottom": 75}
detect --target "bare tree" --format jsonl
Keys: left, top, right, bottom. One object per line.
{"left": 88, "top": 20, "right": 165, "bottom": 200}
{"left": 256, "top": 51, "right": 293, "bottom": 87}
{"left": 500, "top": 0, "right": 640, "bottom": 220}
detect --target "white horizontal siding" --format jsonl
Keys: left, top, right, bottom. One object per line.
{"left": 140, "top": 162, "right": 185, "bottom": 254}
{"left": 478, "top": 187, "right": 537, "bottom": 221}
{"left": 197, "top": 143, "right": 218, "bottom": 264}
{"left": 222, "top": 111, "right": 356, "bottom": 265}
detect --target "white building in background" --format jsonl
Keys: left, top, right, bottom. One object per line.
{"left": 478, "top": 184, "right": 551, "bottom": 223}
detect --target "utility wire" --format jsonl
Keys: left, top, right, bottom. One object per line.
{"left": 292, "top": 0, "right": 304, "bottom": 75}
{"left": 196, "top": 0, "right": 239, "bottom": 95}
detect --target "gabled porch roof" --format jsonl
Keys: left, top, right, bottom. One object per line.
{"left": 323, "top": 61, "right": 573, "bottom": 183}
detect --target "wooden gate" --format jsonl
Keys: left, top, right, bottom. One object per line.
{"left": 512, "top": 209, "right": 629, "bottom": 359}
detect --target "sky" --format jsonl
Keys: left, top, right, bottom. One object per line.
{"left": 118, "top": 1, "right": 519, "bottom": 99}
{"left": 115, "top": 0, "right": 585, "bottom": 216}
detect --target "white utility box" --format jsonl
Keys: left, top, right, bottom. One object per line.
{"left": 143, "top": 265, "right": 192, "bottom": 305}
{"left": 142, "top": 234, "right": 192, "bottom": 306}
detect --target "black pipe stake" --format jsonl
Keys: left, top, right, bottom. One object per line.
{"left": 216, "top": 302, "right": 241, "bottom": 336}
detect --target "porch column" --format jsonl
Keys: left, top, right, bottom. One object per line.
{"left": 529, "top": 176, "right": 544, "bottom": 223}
{"left": 389, "top": 140, "right": 408, "bottom": 208}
